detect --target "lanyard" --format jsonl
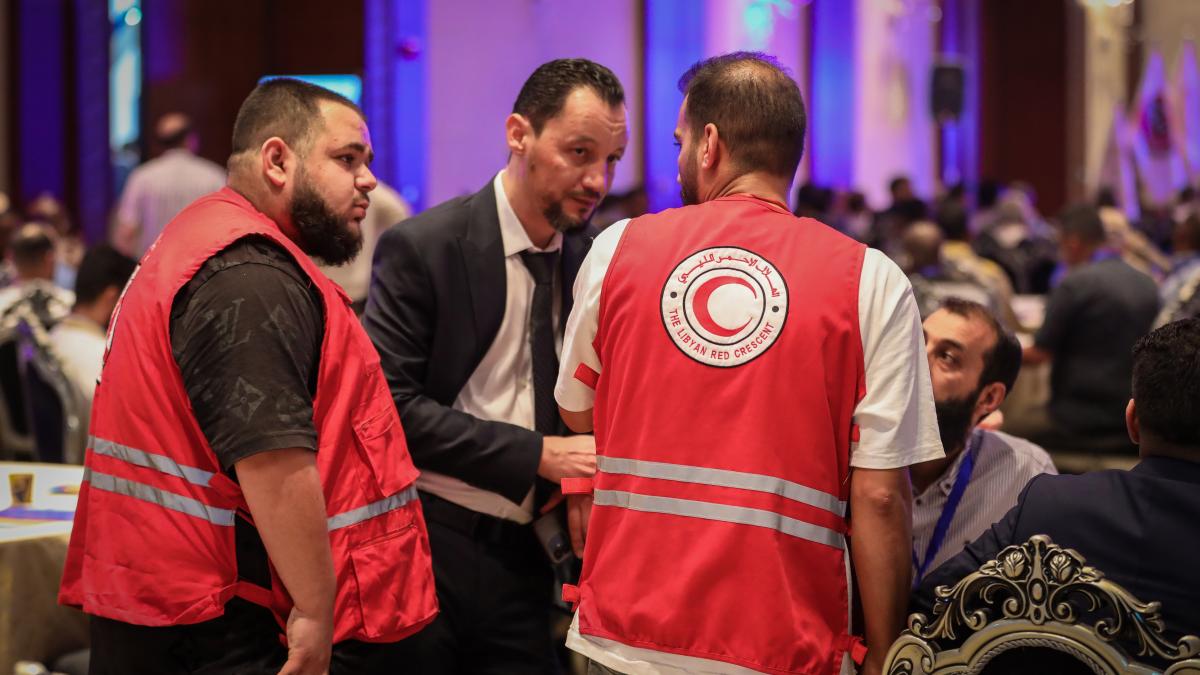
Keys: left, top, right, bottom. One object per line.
{"left": 912, "top": 433, "right": 979, "bottom": 585}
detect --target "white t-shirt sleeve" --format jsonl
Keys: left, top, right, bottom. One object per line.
{"left": 555, "top": 219, "right": 630, "bottom": 412}
{"left": 851, "top": 249, "right": 945, "bottom": 469}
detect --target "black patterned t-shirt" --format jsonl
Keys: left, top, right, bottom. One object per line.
{"left": 169, "top": 235, "right": 323, "bottom": 471}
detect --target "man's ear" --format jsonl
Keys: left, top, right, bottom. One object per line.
{"left": 260, "top": 137, "right": 291, "bottom": 189}
{"left": 972, "top": 381, "right": 1007, "bottom": 425}
{"left": 1126, "top": 399, "right": 1140, "bottom": 445}
{"left": 700, "top": 123, "right": 721, "bottom": 170}
{"left": 100, "top": 285, "right": 122, "bottom": 306}
{"left": 506, "top": 113, "right": 534, "bottom": 157}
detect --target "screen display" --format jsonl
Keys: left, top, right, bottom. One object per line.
{"left": 257, "top": 74, "right": 363, "bottom": 105}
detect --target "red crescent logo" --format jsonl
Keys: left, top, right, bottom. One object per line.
{"left": 692, "top": 275, "right": 756, "bottom": 337}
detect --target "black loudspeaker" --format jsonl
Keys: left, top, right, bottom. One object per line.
{"left": 931, "top": 63, "right": 965, "bottom": 121}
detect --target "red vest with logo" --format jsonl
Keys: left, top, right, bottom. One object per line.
{"left": 59, "top": 188, "right": 438, "bottom": 643}
{"left": 572, "top": 195, "right": 866, "bottom": 674}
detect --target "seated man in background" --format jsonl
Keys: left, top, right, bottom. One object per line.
{"left": 1024, "top": 205, "right": 1158, "bottom": 450}
{"left": 900, "top": 220, "right": 1000, "bottom": 320}
{"left": 48, "top": 244, "right": 137, "bottom": 411}
{"left": 936, "top": 203, "right": 1020, "bottom": 329}
{"left": 914, "top": 318, "right": 1200, "bottom": 640}
{"left": 1155, "top": 212, "right": 1200, "bottom": 327}
{"left": 0, "top": 222, "right": 74, "bottom": 328}
{"left": 912, "top": 299, "right": 1056, "bottom": 585}
{"left": 113, "top": 112, "right": 227, "bottom": 258}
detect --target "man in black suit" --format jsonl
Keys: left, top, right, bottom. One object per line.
{"left": 914, "top": 318, "right": 1200, "bottom": 639}
{"left": 363, "top": 59, "right": 628, "bottom": 673}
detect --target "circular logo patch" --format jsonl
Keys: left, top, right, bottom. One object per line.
{"left": 661, "top": 246, "right": 789, "bottom": 367}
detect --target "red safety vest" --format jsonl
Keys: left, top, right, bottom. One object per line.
{"left": 565, "top": 195, "right": 866, "bottom": 674}
{"left": 59, "top": 187, "right": 438, "bottom": 644}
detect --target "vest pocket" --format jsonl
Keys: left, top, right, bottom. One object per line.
{"left": 352, "top": 404, "right": 419, "bottom": 498}
{"left": 348, "top": 524, "right": 438, "bottom": 639}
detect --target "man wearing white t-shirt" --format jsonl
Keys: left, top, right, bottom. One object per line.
{"left": 554, "top": 53, "right": 942, "bottom": 675}
{"left": 114, "top": 113, "right": 226, "bottom": 258}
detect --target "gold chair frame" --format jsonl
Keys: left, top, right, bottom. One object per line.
{"left": 885, "top": 535, "right": 1200, "bottom": 674}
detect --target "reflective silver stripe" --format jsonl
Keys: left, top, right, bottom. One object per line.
{"left": 597, "top": 456, "right": 846, "bottom": 517}
{"left": 90, "top": 435, "right": 216, "bottom": 487}
{"left": 594, "top": 489, "right": 845, "bottom": 550}
{"left": 327, "top": 485, "right": 419, "bottom": 532}
{"left": 85, "top": 468, "right": 236, "bottom": 526}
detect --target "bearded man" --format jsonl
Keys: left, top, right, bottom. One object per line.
{"left": 61, "top": 79, "right": 437, "bottom": 675}
{"left": 910, "top": 298, "right": 1056, "bottom": 585}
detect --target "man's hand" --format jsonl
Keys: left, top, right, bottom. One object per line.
{"left": 537, "top": 435, "right": 596, "bottom": 483}
{"left": 278, "top": 606, "right": 332, "bottom": 675}
{"left": 236, "top": 449, "right": 335, "bottom": 675}
{"left": 566, "top": 493, "right": 594, "bottom": 557}
{"left": 978, "top": 409, "right": 1004, "bottom": 430}
{"left": 538, "top": 481, "right": 596, "bottom": 557}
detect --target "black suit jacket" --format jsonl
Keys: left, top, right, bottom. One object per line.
{"left": 913, "top": 456, "right": 1200, "bottom": 638}
{"left": 362, "top": 180, "right": 594, "bottom": 505}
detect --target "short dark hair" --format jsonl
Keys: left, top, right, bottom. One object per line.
{"left": 939, "top": 297, "right": 1022, "bottom": 395}
{"left": 936, "top": 202, "right": 970, "bottom": 241}
{"left": 158, "top": 122, "right": 191, "bottom": 149}
{"left": 1096, "top": 186, "right": 1118, "bottom": 208}
{"left": 1057, "top": 203, "right": 1106, "bottom": 244}
{"left": 74, "top": 244, "right": 137, "bottom": 306}
{"left": 1132, "top": 318, "right": 1200, "bottom": 446}
{"left": 678, "top": 52, "right": 806, "bottom": 178}
{"left": 512, "top": 59, "right": 625, "bottom": 134}
{"left": 977, "top": 179, "right": 1001, "bottom": 209}
{"left": 10, "top": 223, "right": 54, "bottom": 270}
{"left": 889, "top": 175, "right": 911, "bottom": 196}
{"left": 229, "top": 78, "right": 363, "bottom": 161}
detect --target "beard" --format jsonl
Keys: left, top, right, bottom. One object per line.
{"left": 934, "top": 389, "right": 980, "bottom": 456}
{"left": 542, "top": 199, "right": 591, "bottom": 233}
{"left": 529, "top": 157, "right": 598, "bottom": 233}
{"left": 290, "top": 172, "right": 363, "bottom": 266}
{"left": 679, "top": 155, "right": 700, "bottom": 206}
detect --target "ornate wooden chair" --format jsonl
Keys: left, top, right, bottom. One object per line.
{"left": 885, "top": 535, "right": 1200, "bottom": 675}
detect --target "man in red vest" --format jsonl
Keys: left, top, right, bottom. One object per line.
{"left": 554, "top": 53, "right": 943, "bottom": 675}
{"left": 59, "top": 79, "right": 437, "bottom": 674}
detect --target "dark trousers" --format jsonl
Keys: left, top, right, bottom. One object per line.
{"left": 89, "top": 598, "right": 412, "bottom": 674}
{"left": 390, "top": 492, "right": 557, "bottom": 674}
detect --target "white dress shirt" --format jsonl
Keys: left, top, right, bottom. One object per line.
{"left": 416, "top": 171, "right": 561, "bottom": 524}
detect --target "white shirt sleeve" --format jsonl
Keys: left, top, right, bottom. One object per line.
{"left": 851, "top": 249, "right": 945, "bottom": 469}
{"left": 555, "top": 219, "right": 630, "bottom": 412}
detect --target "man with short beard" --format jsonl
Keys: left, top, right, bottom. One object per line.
{"left": 60, "top": 79, "right": 437, "bottom": 675}
{"left": 911, "top": 298, "right": 1055, "bottom": 585}
{"left": 555, "top": 52, "right": 942, "bottom": 675}
{"left": 364, "top": 59, "right": 627, "bottom": 673}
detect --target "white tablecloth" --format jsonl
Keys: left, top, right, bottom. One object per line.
{"left": 0, "top": 462, "right": 88, "bottom": 671}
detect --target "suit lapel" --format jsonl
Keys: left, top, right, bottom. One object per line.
{"left": 458, "top": 180, "right": 507, "bottom": 361}
{"left": 559, "top": 225, "right": 597, "bottom": 330}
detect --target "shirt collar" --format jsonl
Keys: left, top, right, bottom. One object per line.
{"left": 935, "top": 429, "right": 983, "bottom": 497}
{"left": 493, "top": 171, "right": 562, "bottom": 257}
{"left": 59, "top": 313, "right": 106, "bottom": 338}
